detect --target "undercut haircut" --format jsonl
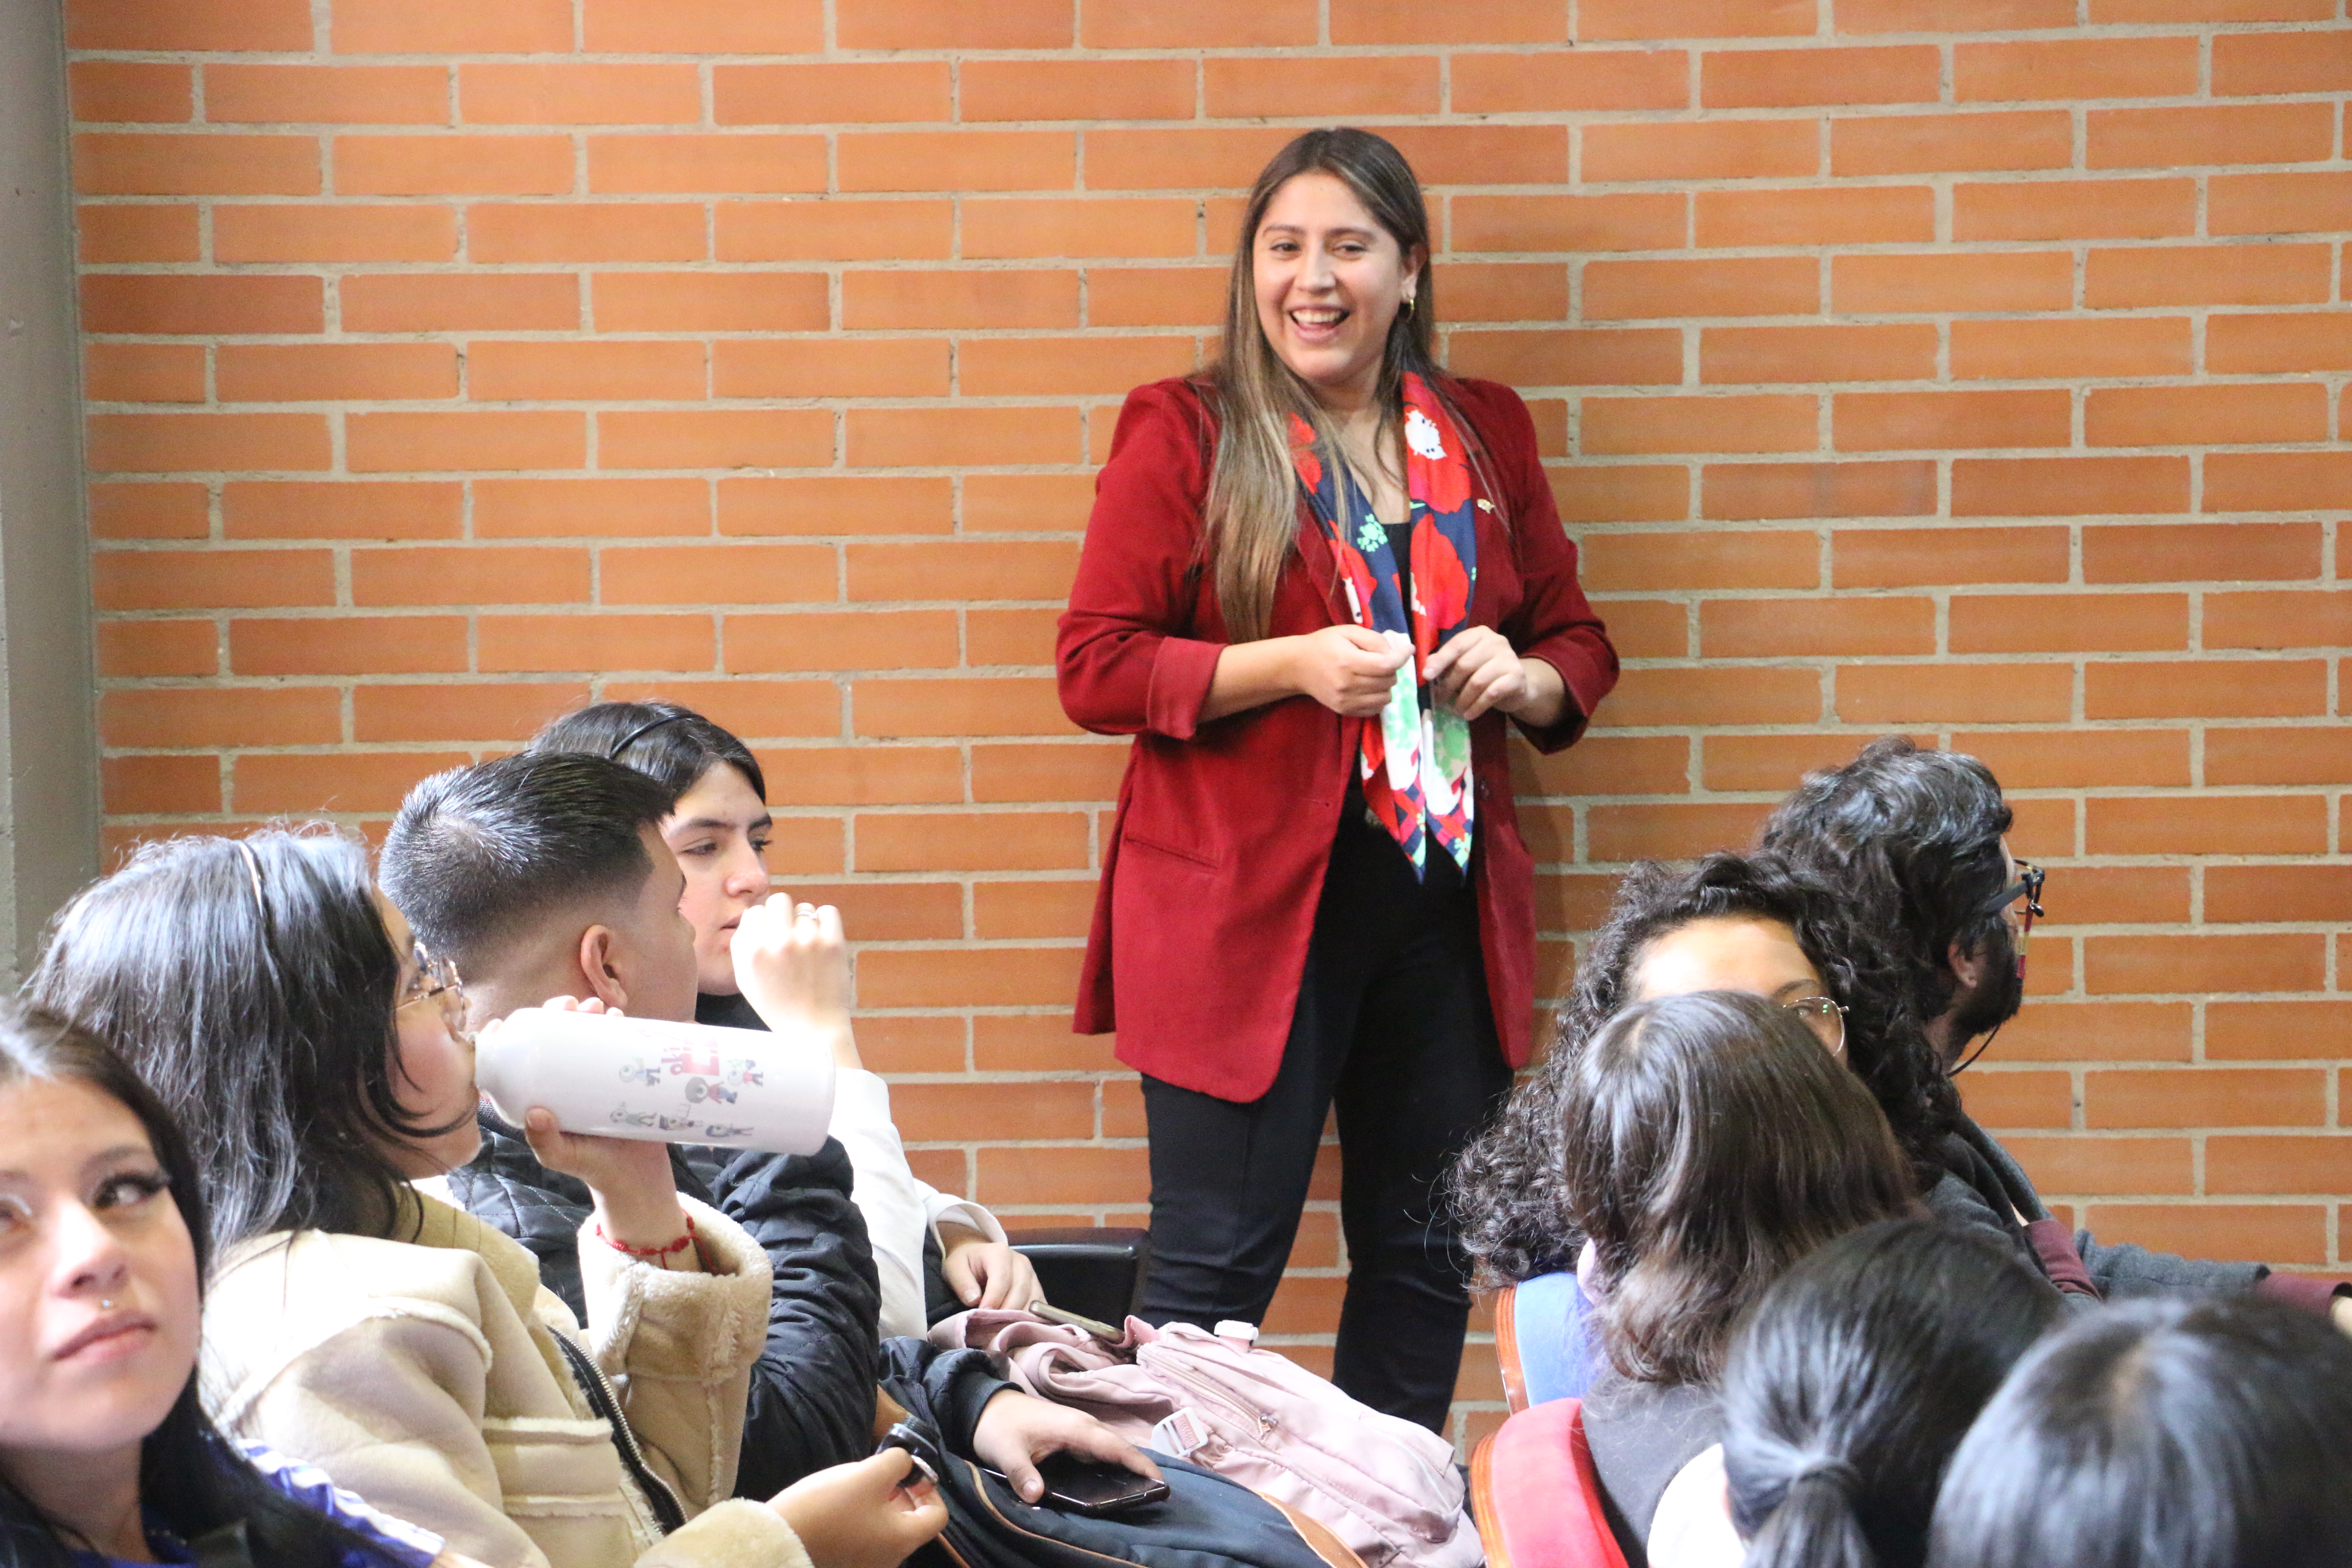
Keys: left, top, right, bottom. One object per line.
{"left": 380, "top": 751, "right": 678, "bottom": 973}
{"left": 530, "top": 697, "right": 767, "bottom": 803}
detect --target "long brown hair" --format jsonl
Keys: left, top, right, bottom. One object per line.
{"left": 1202, "top": 127, "right": 1459, "bottom": 644}
{"left": 1562, "top": 990, "right": 1922, "bottom": 1387}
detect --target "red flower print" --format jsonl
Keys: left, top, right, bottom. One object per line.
{"left": 1412, "top": 526, "right": 1472, "bottom": 638}
{"left": 1333, "top": 538, "right": 1380, "bottom": 625}
{"left": 1288, "top": 413, "right": 1323, "bottom": 492}
{"left": 1404, "top": 405, "right": 1473, "bottom": 516}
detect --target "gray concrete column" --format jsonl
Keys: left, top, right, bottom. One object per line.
{"left": 0, "top": 0, "right": 97, "bottom": 979}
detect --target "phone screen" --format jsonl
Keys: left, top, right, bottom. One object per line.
{"left": 1001, "top": 1455, "right": 1170, "bottom": 1516}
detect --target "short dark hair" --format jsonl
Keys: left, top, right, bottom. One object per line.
{"left": 1449, "top": 851, "right": 1956, "bottom": 1284}
{"left": 27, "top": 828, "right": 434, "bottom": 1258}
{"left": 0, "top": 999, "right": 409, "bottom": 1568}
{"left": 1562, "top": 990, "right": 1919, "bottom": 1387}
{"left": 1928, "top": 1296, "right": 2352, "bottom": 1568}
{"left": 380, "top": 751, "right": 678, "bottom": 973}
{"left": 1723, "top": 1219, "right": 2064, "bottom": 1568}
{"left": 1760, "top": 736, "right": 2015, "bottom": 1030}
{"left": 529, "top": 698, "right": 767, "bottom": 802}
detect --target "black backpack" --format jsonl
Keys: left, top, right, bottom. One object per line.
{"left": 881, "top": 1355, "right": 1354, "bottom": 1568}
{"left": 913, "top": 1446, "right": 1352, "bottom": 1568}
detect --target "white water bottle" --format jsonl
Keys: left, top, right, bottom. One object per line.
{"left": 476, "top": 1007, "right": 836, "bottom": 1153}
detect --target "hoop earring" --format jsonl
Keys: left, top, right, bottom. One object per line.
{"left": 1403, "top": 294, "right": 1417, "bottom": 316}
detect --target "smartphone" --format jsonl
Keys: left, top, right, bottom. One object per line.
{"left": 1028, "top": 1299, "right": 1124, "bottom": 1344}
{"left": 988, "top": 1453, "right": 1170, "bottom": 1517}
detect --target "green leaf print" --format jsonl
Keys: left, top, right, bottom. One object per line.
{"left": 1432, "top": 708, "right": 1472, "bottom": 785}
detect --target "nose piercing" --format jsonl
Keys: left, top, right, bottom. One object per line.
{"left": 100, "top": 1298, "right": 114, "bottom": 1310}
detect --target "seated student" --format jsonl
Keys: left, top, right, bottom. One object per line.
{"left": 1645, "top": 1219, "right": 2064, "bottom": 1568}
{"left": 378, "top": 751, "right": 882, "bottom": 1498}
{"left": 1455, "top": 854, "right": 1978, "bottom": 1268}
{"left": 1452, "top": 851, "right": 2097, "bottom": 1312}
{"left": 1763, "top": 737, "right": 2352, "bottom": 1322}
{"left": 377, "top": 755, "right": 1156, "bottom": 1507}
{"left": 0, "top": 998, "right": 472, "bottom": 1568}
{"left": 524, "top": 699, "right": 1036, "bottom": 1337}
{"left": 27, "top": 827, "right": 944, "bottom": 1568}
{"left": 1556, "top": 989, "right": 1920, "bottom": 1568}
{"left": 1928, "top": 1295, "right": 2352, "bottom": 1568}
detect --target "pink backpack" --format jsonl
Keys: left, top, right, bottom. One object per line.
{"left": 929, "top": 1310, "right": 1479, "bottom": 1568}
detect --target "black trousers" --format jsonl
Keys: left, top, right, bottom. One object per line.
{"left": 1136, "top": 810, "right": 1515, "bottom": 1432}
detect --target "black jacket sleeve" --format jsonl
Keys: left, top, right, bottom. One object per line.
{"left": 682, "top": 1137, "right": 886, "bottom": 1496}
{"left": 878, "top": 1335, "right": 1018, "bottom": 1457}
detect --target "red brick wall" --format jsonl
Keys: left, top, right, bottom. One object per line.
{"left": 69, "top": 0, "right": 2352, "bottom": 1444}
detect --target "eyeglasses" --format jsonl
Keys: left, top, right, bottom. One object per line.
{"left": 398, "top": 940, "right": 472, "bottom": 1046}
{"left": 1990, "top": 861, "right": 2046, "bottom": 952}
{"left": 1783, "top": 995, "right": 1848, "bottom": 1057}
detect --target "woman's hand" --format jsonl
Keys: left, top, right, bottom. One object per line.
{"left": 1425, "top": 628, "right": 1564, "bottom": 724}
{"left": 732, "top": 897, "right": 862, "bottom": 1070}
{"left": 971, "top": 1390, "right": 1163, "bottom": 1504}
{"left": 1289, "top": 625, "right": 1410, "bottom": 717}
{"left": 939, "top": 1225, "right": 1044, "bottom": 1311}
{"left": 770, "top": 1450, "right": 947, "bottom": 1568}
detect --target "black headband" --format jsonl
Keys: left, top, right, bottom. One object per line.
{"left": 606, "top": 711, "right": 689, "bottom": 760}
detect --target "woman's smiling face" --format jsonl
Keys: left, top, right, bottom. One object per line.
{"left": 1252, "top": 170, "right": 1420, "bottom": 408}
{"left": 0, "top": 1075, "right": 200, "bottom": 1483}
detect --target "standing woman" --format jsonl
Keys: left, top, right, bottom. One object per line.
{"left": 1056, "top": 127, "right": 1617, "bottom": 1430}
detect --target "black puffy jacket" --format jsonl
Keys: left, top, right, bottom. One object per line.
{"left": 449, "top": 1109, "right": 885, "bottom": 1496}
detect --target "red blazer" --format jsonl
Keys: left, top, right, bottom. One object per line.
{"left": 1056, "top": 377, "right": 1619, "bottom": 1103}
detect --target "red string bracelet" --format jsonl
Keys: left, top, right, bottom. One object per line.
{"left": 596, "top": 1213, "right": 697, "bottom": 1265}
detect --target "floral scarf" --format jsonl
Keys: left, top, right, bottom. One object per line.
{"left": 1289, "top": 372, "right": 1480, "bottom": 879}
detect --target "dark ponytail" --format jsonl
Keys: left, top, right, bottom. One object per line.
{"left": 1741, "top": 1460, "right": 1877, "bottom": 1568}
{"left": 1721, "top": 1220, "right": 2064, "bottom": 1568}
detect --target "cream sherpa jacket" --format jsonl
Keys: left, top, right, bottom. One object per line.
{"left": 201, "top": 1191, "right": 810, "bottom": 1568}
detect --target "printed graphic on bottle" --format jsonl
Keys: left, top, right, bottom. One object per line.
{"left": 484, "top": 1008, "right": 836, "bottom": 1152}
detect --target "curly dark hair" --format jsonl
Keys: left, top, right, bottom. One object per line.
{"left": 1759, "top": 736, "right": 2016, "bottom": 1046}
{"left": 1447, "top": 850, "right": 1958, "bottom": 1283}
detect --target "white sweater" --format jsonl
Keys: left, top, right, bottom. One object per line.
{"left": 829, "top": 1066, "right": 1008, "bottom": 1339}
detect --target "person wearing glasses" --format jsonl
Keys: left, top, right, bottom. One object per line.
{"left": 1549, "top": 990, "right": 1921, "bottom": 1566}
{"left": 26, "top": 827, "right": 952, "bottom": 1568}
{"left": 1762, "top": 736, "right": 2352, "bottom": 1326}
{"left": 1453, "top": 851, "right": 1969, "bottom": 1285}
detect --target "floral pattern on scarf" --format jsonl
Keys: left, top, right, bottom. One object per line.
{"left": 1289, "top": 372, "right": 1480, "bottom": 879}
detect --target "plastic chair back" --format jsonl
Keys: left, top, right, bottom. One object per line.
{"left": 1494, "top": 1271, "right": 1596, "bottom": 1413}
{"left": 1468, "top": 1400, "right": 1628, "bottom": 1568}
